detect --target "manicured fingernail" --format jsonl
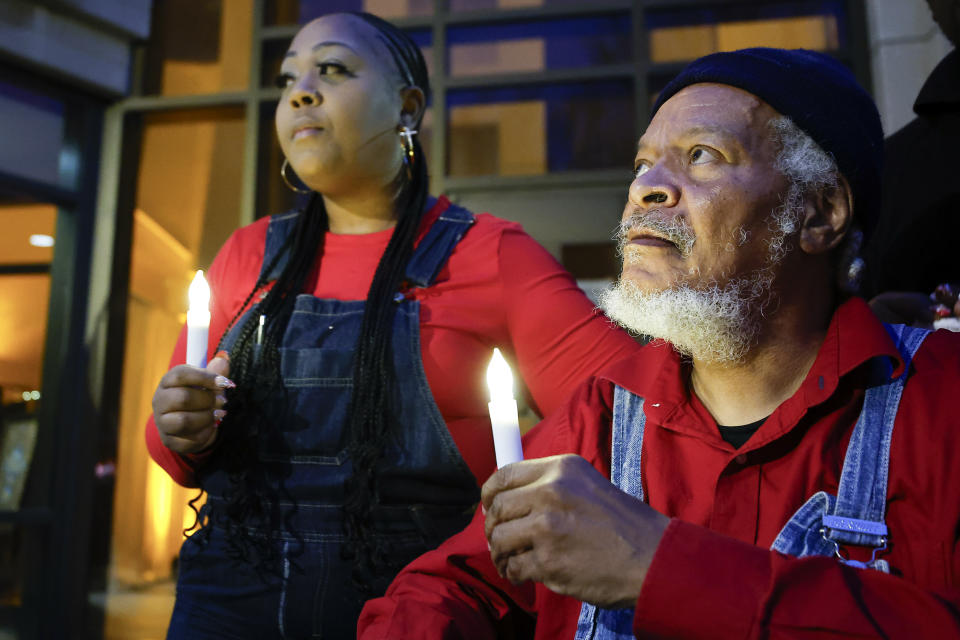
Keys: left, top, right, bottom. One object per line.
{"left": 934, "top": 304, "right": 952, "bottom": 319}
{"left": 213, "top": 409, "right": 227, "bottom": 421}
{"left": 215, "top": 394, "right": 227, "bottom": 407}
{"left": 214, "top": 350, "right": 230, "bottom": 362}
{"left": 215, "top": 376, "right": 236, "bottom": 389}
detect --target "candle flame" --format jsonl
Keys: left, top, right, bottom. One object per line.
{"left": 188, "top": 270, "right": 210, "bottom": 310}
{"left": 486, "top": 348, "right": 514, "bottom": 402}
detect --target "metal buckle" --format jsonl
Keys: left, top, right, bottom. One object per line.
{"left": 819, "top": 527, "right": 887, "bottom": 569}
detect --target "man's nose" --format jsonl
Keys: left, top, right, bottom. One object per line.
{"left": 628, "top": 167, "right": 679, "bottom": 209}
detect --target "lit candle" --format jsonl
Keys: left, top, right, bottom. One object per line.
{"left": 486, "top": 348, "right": 523, "bottom": 468}
{"left": 185, "top": 270, "right": 210, "bottom": 368}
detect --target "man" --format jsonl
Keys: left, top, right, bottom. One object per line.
{"left": 357, "top": 48, "right": 960, "bottom": 639}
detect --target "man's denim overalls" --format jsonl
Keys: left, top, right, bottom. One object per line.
{"left": 168, "top": 203, "right": 480, "bottom": 638}
{"left": 575, "top": 323, "right": 930, "bottom": 640}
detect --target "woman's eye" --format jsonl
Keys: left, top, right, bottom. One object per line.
{"left": 634, "top": 163, "right": 650, "bottom": 179}
{"left": 274, "top": 72, "right": 295, "bottom": 89}
{"left": 690, "top": 147, "right": 718, "bottom": 165}
{"left": 318, "top": 62, "right": 347, "bottom": 76}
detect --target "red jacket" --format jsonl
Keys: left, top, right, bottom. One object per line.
{"left": 359, "top": 298, "right": 960, "bottom": 638}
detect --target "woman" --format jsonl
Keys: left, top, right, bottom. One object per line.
{"left": 146, "top": 12, "right": 641, "bottom": 637}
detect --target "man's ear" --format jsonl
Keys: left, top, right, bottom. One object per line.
{"left": 798, "top": 173, "right": 853, "bottom": 254}
{"left": 399, "top": 86, "right": 426, "bottom": 129}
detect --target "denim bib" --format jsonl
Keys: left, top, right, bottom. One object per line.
{"left": 575, "top": 323, "right": 929, "bottom": 640}
{"left": 170, "top": 202, "right": 481, "bottom": 639}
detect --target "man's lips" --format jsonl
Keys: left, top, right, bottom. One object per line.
{"left": 626, "top": 230, "right": 677, "bottom": 249}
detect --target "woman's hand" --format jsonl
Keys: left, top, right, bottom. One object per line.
{"left": 151, "top": 354, "right": 234, "bottom": 454}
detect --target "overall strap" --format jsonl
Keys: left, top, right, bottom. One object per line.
{"left": 771, "top": 323, "right": 930, "bottom": 571}
{"left": 403, "top": 201, "right": 475, "bottom": 288}
{"left": 575, "top": 385, "right": 646, "bottom": 640}
{"left": 825, "top": 323, "right": 930, "bottom": 548}
{"left": 259, "top": 211, "right": 301, "bottom": 282}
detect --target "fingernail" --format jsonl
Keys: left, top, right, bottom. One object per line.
{"left": 213, "top": 409, "right": 227, "bottom": 421}
{"left": 934, "top": 304, "right": 952, "bottom": 319}
{"left": 481, "top": 504, "right": 486, "bottom": 516}
{"left": 214, "top": 350, "right": 230, "bottom": 362}
{"left": 215, "top": 376, "right": 236, "bottom": 389}
{"left": 215, "top": 394, "right": 227, "bottom": 407}
{"left": 486, "top": 540, "right": 491, "bottom": 551}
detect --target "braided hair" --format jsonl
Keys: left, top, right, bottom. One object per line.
{"left": 193, "top": 12, "right": 432, "bottom": 582}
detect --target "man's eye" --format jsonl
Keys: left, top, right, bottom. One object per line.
{"left": 690, "top": 147, "right": 718, "bottom": 165}
{"left": 634, "top": 163, "right": 650, "bottom": 179}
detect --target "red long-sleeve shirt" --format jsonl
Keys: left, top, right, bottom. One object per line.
{"left": 358, "top": 298, "right": 960, "bottom": 639}
{"left": 146, "top": 197, "right": 642, "bottom": 487}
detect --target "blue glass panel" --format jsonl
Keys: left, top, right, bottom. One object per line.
{"left": 448, "top": 14, "right": 631, "bottom": 76}
{"left": 0, "top": 81, "right": 68, "bottom": 188}
{"left": 646, "top": 1, "right": 848, "bottom": 64}
{"left": 264, "top": 0, "right": 433, "bottom": 24}
{"left": 447, "top": 80, "right": 634, "bottom": 176}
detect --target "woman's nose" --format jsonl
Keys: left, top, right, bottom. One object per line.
{"left": 289, "top": 80, "right": 322, "bottom": 109}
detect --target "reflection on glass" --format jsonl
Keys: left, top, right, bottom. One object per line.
{"left": 143, "top": 0, "right": 254, "bottom": 96}
{"left": 265, "top": 0, "right": 433, "bottom": 25}
{"left": 448, "top": 15, "right": 630, "bottom": 77}
{"left": 448, "top": 81, "right": 634, "bottom": 177}
{"left": 0, "top": 83, "right": 69, "bottom": 188}
{"left": 0, "top": 200, "right": 53, "bottom": 617}
{"left": 109, "top": 107, "right": 246, "bottom": 603}
{"left": 647, "top": 2, "right": 845, "bottom": 64}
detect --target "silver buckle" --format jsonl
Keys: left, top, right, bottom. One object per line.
{"left": 819, "top": 527, "right": 887, "bottom": 569}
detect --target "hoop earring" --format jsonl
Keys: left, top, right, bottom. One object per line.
{"left": 398, "top": 125, "right": 418, "bottom": 179}
{"left": 281, "top": 158, "right": 310, "bottom": 194}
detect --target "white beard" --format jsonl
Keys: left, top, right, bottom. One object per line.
{"left": 601, "top": 195, "right": 803, "bottom": 364}
{"left": 599, "top": 268, "right": 775, "bottom": 364}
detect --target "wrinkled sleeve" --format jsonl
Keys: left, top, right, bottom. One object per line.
{"left": 144, "top": 225, "right": 263, "bottom": 487}
{"left": 497, "top": 227, "right": 641, "bottom": 418}
{"left": 635, "top": 520, "right": 960, "bottom": 638}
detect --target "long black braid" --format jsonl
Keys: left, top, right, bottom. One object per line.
{"left": 189, "top": 12, "right": 432, "bottom": 585}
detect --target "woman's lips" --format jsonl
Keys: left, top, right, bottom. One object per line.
{"left": 293, "top": 126, "right": 323, "bottom": 141}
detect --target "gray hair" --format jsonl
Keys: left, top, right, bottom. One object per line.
{"left": 769, "top": 116, "right": 864, "bottom": 294}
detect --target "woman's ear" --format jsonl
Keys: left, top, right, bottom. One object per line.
{"left": 399, "top": 86, "right": 426, "bottom": 129}
{"left": 798, "top": 173, "right": 854, "bottom": 254}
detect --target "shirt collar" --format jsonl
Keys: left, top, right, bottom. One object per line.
{"left": 599, "top": 297, "right": 903, "bottom": 446}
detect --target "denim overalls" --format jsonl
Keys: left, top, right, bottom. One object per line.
{"left": 575, "top": 323, "right": 930, "bottom": 640}
{"left": 168, "top": 202, "right": 480, "bottom": 639}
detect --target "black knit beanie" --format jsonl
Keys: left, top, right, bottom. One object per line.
{"left": 651, "top": 47, "right": 883, "bottom": 242}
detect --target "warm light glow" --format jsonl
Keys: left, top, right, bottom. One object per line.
{"left": 28, "top": 234, "right": 54, "bottom": 248}
{"left": 187, "top": 270, "right": 210, "bottom": 311}
{"left": 486, "top": 348, "right": 515, "bottom": 402}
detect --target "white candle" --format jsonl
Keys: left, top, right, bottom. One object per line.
{"left": 185, "top": 270, "right": 210, "bottom": 368}
{"left": 486, "top": 348, "right": 523, "bottom": 468}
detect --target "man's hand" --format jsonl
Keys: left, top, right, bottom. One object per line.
{"left": 481, "top": 454, "right": 669, "bottom": 609}
{"left": 151, "top": 353, "right": 233, "bottom": 454}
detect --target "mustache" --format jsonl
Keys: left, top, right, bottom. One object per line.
{"left": 617, "top": 209, "right": 697, "bottom": 257}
